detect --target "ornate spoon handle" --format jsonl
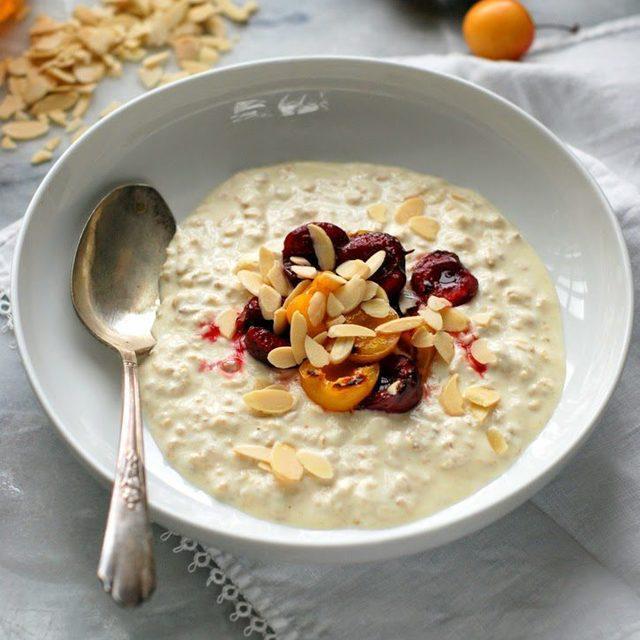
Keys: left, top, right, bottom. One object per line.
{"left": 97, "top": 350, "right": 156, "bottom": 607}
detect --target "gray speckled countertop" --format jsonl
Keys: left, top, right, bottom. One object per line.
{"left": 1, "top": 1, "right": 638, "bottom": 638}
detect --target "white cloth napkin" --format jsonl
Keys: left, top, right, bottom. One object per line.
{"left": 3, "top": 15, "right": 640, "bottom": 640}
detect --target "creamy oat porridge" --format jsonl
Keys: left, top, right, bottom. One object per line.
{"left": 140, "top": 162, "right": 565, "bottom": 529}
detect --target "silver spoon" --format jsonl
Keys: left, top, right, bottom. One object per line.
{"left": 71, "top": 185, "right": 176, "bottom": 607}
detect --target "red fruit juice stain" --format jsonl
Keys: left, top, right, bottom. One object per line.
{"left": 453, "top": 331, "right": 487, "bottom": 376}
{"left": 200, "top": 322, "right": 221, "bottom": 342}
{"left": 198, "top": 324, "right": 246, "bottom": 376}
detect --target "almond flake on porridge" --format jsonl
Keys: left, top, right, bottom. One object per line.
{"left": 308, "top": 223, "right": 336, "bottom": 271}
{"left": 367, "top": 202, "right": 387, "bottom": 223}
{"left": 419, "top": 305, "right": 443, "bottom": 331}
{"left": 441, "top": 307, "right": 470, "bottom": 332}
{"left": 486, "top": 427, "right": 508, "bottom": 455}
{"left": 328, "top": 323, "right": 376, "bottom": 338}
{"left": 291, "top": 265, "right": 318, "bottom": 280}
{"left": 258, "top": 284, "right": 281, "bottom": 320}
{"left": 409, "top": 215, "right": 440, "bottom": 241}
{"left": 336, "top": 259, "right": 370, "bottom": 281}
{"left": 376, "top": 316, "right": 424, "bottom": 334}
{"left": 305, "top": 335, "right": 330, "bottom": 367}
{"left": 329, "top": 337, "right": 354, "bottom": 364}
{"left": 334, "top": 276, "right": 366, "bottom": 313}
{"left": 271, "top": 442, "right": 304, "bottom": 483}
{"left": 297, "top": 450, "right": 334, "bottom": 480}
{"left": 472, "top": 312, "right": 493, "bottom": 327}
{"left": 439, "top": 374, "right": 465, "bottom": 416}
{"left": 258, "top": 246, "right": 277, "bottom": 279}
{"left": 267, "top": 346, "right": 297, "bottom": 369}
{"left": 433, "top": 331, "right": 455, "bottom": 364}
{"left": 411, "top": 326, "right": 435, "bottom": 348}
{"left": 470, "top": 338, "right": 497, "bottom": 365}
{"left": 394, "top": 196, "right": 425, "bottom": 223}
{"left": 290, "top": 310, "right": 308, "bottom": 364}
{"left": 363, "top": 280, "right": 379, "bottom": 301}
{"left": 290, "top": 256, "right": 311, "bottom": 266}
{"left": 216, "top": 308, "right": 238, "bottom": 339}
{"left": 365, "top": 250, "right": 386, "bottom": 277}
{"left": 237, "top": 269, "right": 263, "bottom": 296}
{"left": 463, "top": 385, "right": 501, "bottom": 408}
{"left": 233, "top": 444, "right": 272, "bottom": 463}
{"left": 242, "top": 388, "right": 295, "bottom": 415}
{"left": 427, "top": 295, "right": 452, "bottom": 311}
{"left": 307, "top": 290, "right": 327, "bottom": 327}
{"left": 361, "top": 298, "right": 391, "bottom": 318}
{"left": 326, "top": 292, "right": 345, "bottom": 318}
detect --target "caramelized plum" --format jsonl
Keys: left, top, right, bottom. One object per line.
{"left": 359, "top": 354, "right": 422, "bottom": 413}
{"left": 410, "top": 250, "right": 478, "bottom": 306}
{"left": 337, "top": 232, "right": 407, "bottom": 300}
{"left": 244, "top": 326, "right": 289, "bottom": 365}
{"left": 282, "top": 222, "right": 349, "bottom": 282}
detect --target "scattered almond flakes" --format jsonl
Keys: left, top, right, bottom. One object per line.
{"left": 307, "top": 290, "right": 327, "bottom": 327}
{"left": 326, "top": 292, "right": 345, "bottom": 318}
{"left": 365, "top": 250, "right": 386, "bottom": 277}
{"left": 258, "top": 245, "right": 277, "bottom": 279}
{"left": 308, "top": 223, "right": 336, "bottom": 271}
{"left": 267, "top": 262, "right": 292, "bottom": 297}
{"left": 44, "top": 136, "right": 61, "bottom": 151}
{"left": 486, "top": 427, "right": 508, "bottom": 455}
{"left": 271, "top": 442, "right": 304, "bottom": 483}
{"left": 31, "top": 91, "right": 79, "bottom": 115}
{"left": 267, "top": 346, "right": 297, "bottom": 369}
{"left": 329, "top": 337, "right": 354, "bottom": 364}
{"left": 375, "top": 316, "right": 424, "bottom": 334}
{"left": 336, "top": 259, "right": 370, "bottom": 281}
{"left": 297, "top": 450, "right": 334, "bottom": 480}
{"left": 47, "top": 109, "right": 67, "bottom": 126}
{"left": 233, "top": 444, "right": 271, "bottom": 463}
{"left": 439, "top": 374, "right": 465, "bottom": 416}
{"left": 290, "top": 310, "right": 308, "bottom": 364}
{"left": 333, "top": 276, "right": 366, "bottom": 313}
{"left": 472, "top": 312, "right": 493, "bottom": 327}
{"left": 463, "top": 385, "right": 500, "bottom": 408}
{"left": 328, "top": 323, "right": 376, "bottom": 339}
{"left": 361, "top": 298, "right": 390, "bottom": 319}
{"left": 427, "top": 295, "right": 451, "bottom": 311}
{"left": 1, "top": 136, "right": 17, "bottom": 150}
{"left": 419, "top": 305, "right": 443, "bottom": 331}
{"left": 409, "top": 215, "right": 440, "bottom": 241}
{"left": 411, "top": 326, "right": 435, "bottom": 349}
{"left": 433, "top": 331, "right": 455, "bottom": 364}
{"left": 216, "top": 308, "right": 238, "bottom": 339}
{"left": 237, "top": 269, "right": 263, "bottom": 296}
{"left": 258, "top": 283, "right": 281, "bottom": 321}
{"left": 304, "top": 335, "right": 330, "bottom": 368}
{"left": 0, "top": 94, "right": 24, "bottom": 120}
{"left": 142, "top": 51, "right": 171, "bottom": 69}
{"left": 441, "top": 307, "right": 470, "bottom": 332}
{"left": 243, "top": 388, "right": 295, "bottom": 415}
{"left": 470, "top": 338, "right": 497, "bottom": 365}
{"left": 273, "top": 307, "right": 288, "bottom": 335}
{"left": 367, "top": 202, "right": 387, "bottom": 223}
{"left": 2, "top": 119, "right": 49, "bottom": 140}
{"left": 30, "top": 148, "right": 53, "bottom": 165}
{"left": 291, "top": 264, "right": 317, "bottom": 280}
{"left": 394, "top": 196, "right": 424, "bottom": 223}
{"left": 65, "top": 117, "right": 84, "bottom": 133}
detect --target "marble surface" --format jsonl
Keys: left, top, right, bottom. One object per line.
{"left": 1, "top": 1, "right": 638, "bottom": 638}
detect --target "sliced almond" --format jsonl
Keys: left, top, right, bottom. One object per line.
{"left": 441, "top": 307, "right": 470, "bottom": 332}
{"left": 328, "top": 324, "right": 376, "bottom": 338}
{"left": 433, "top": 331, "right": 455, "bottom": 364}
{"left": 308, "top": 223, "right": 335, "bottom": 271}
{"left": 243, "top": 388, "right": 295, "bottom": 415}
{"left": 71, "top": 97, "right": 90, "bottom": 119}
{"left": 463, "top": 385, "right": 500, "bottom": 408}
{"left": 31, "top": 91, "right": 78, "bottom": 115}
{"left": 394, "top": 196, "right": 424, "bottom": 223}
{"left": 419, "top": 305, "right": 443, "bottom": 331}
{"left": 267, "top": 346, "right": 297, "bottom": 369}
{"left": 327, "top": 314, "right": 346, "bottom": 328}
{"left": 237, "top": 269, "right": 264, "bottom": 296}
{"left": 2, "top": 120, "right": 48, "bottom": 140}
{"left": 291, "top": 265, "right": 317, "bottom": 280}
{"left": 472, "top": 312, "right": 493, "bottom": 327}
{"left": 290, "top": 310, "right": 308, "bottom": 364}
{"left": 142, "top": 51, "right": 170, "bottom": 68}
{"left": 258, "top": 245, "right": 277, "bottom": 279}
{"left": 361, "top": 298, "right": 391, "bottom": 318}
{"left": 0, "top": 94, "right": 24, "bottom": 120}
{"left": 216, "top": 308, "right": 238, "bottom": 339}
{"left": 304, "top": 335, "right": 330, "bottom": 368}
{"left": 329, "top": 337, "right": 354, "bottom": 364}
{"left": 30, "top": 149, "right": 52, "bottom": 165}
{"left": 314, "top": 331, "right": 329, "bottom": 344}
{"left": 138, "top": 65, "right": 163, "bottom": 89}
{"left": 326, "top": 292, "right": 345, "bottom": 318}
{"left": 409, "top": 215, "right": 440, "bottom": 240}
{"left": 427, "top": 295, "right": 452, "bottom": 311}
{"left": 47, "top": 109, "right": 67, "bottom": 126}
{"left": 336, "top": 259, "right": 370, "bottom": 281}
{"left": 267, "top": 262, "right": 292, "bottom": 296}
{"left": 365, "top": 250, "right": 386, "bottom": 277}
{"left": 189, "top": 3, "right": 216, "bottom": 22}
{"left": 74, "top": 62, "right": 105, "bottom": 84}
{"left": 375, "top": 316, "right": 424, "bottom": 334}
{"left": 1, "top": 136, "right": 17, "bottom": 150}
{"left": 470, "top": 338, "right": 497, "bottom": 365}
{"left": 283, "top": 280, "right": 310, "bottom": 308}
{"left": 439, "top": 374, "right": 464, "bottom": 416}
{"left": 367, "top": 202, "right": 387, "bottom": 223}
{"left": 363, "top": 280, "right": 378, "bottom": 301}
{"left": 257, "top": 461, "right": 272, "bottom": 472}
{"left": 334, "top": 276, "right": 366, "bottom": 313}
{"left": 290, "top": 256, "right": 311, "bottom": 266}
{"left": 470, "top": 405, "right": 490, "bottom": 424}
{"left": 307, "top": 290, "right": 327, "bottom": 327}
{"left": 297, "top": 450, "right": 334, "bottom": 480}
{"left": 258, "top": 284, "right": 281, "bottom": 321}
{"left": 271, "top": 442, "right": 304, "bottom": 482}
{"left": 411, "top": 326, "right": 435, "bottom": 348}
{"left": 233, "top": 444, "right": 272, "bottom": 463}
{"left": 486, "top": 427, "right": 508, "bottom": 455}
{"left": 273, "top": 307, "right": 288, "bottom": 335}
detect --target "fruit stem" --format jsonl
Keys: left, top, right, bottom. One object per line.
{"left": 536, "top": 22, "right": 580, "bottom": 34}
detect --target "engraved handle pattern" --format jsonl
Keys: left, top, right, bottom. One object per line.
{"left": 97, "top": 350, "right": 156, "bottom": 607}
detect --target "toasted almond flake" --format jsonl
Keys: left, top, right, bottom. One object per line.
{"left": 189, "top": 2, "right": 216, "bottom": 21}
{"left": 433, "top": 331, "right": 455, "bottom": 363}
{"left": 47, "top": 109, "right": 67, "bottom": 126}
{"left": 394, "top": 196, "right": 425, "bottom": 223}
{"left": 376, "top": 316, "right": 424, "bottom": 334}
{"left": 65, "top": 117, "right": 84, "bottom": 133}
{"left": 43, "top": 136, "right": 61, "bottom": 151}
{"left": 373, "top": 283, "right": 389, "bottom": 302}
{"left": 199, "top": 45, "right": 220, "bottom": 65}
{"left": 334, "top": 276, "right": 366, "bottom": 313}
{"left": 362, "top": 280, "right": 378, "bottom": 301}
{"left": 297, "top": 450, "right": 334, "bottom": 480}
{"left": 427, "top": 295, "right": 452, "bottom": 311}
{"left": 182, "top": 60, "right": 210, "bottom": 74}
{"left": 314, "top": 331, "right": 328, "bottom": 344}
{"left": 472, "top": 312, "right": 493, "bottom": 327}
{"left": 439, "top": 374, "right": 465, "bottom": 416}
{"left": 283, "top": 280, "right": 311, "bottom": 308}
{"left": 258, "top": 284, "right": 281, "bottom": 320}
{"left": 411, "top": 326, "right": 435, "bottom": 348}
{"left": 361, "top": 298, "right": 391, "bottom": 318}
{"left": 267, "top": 346, "right": 297, "bottom": 369}
{"left": 72, "top": 96, "right": 90, "bottom": 119}
{"left": 8, "top": 57, "right": 30, "bottom": 76}
{"left": 138, "top": 65, "right": 163, "bottom": 89}
{"left": 441, "top": 307, "right": 470, "bottom": 332}
{"left": 326, "top": 314, "right": 346, "bottom": 328}
{"left": 1, "top": 136, "right": 17, "bottom": 150}
{"left": 216, "top": 308, "right": 238, "bottom": 339}
{"left": 291, "top": 265, "right": 317, "bottom": 280}
{"left": 22, "top": 72, "right": 53, "bottom": 105}
{"left": 307, "top": 290, "right": 327, "bottom": 327}
{"left": 273, "top": 307, "right": 288, "bottom": 335}
{"left": 326, "top": 292, "right": 345, "bottom": 318}
{"left": 289, "top": 256, "right": 311, "bottom": 266}
{"left": 307, "top": 223, "right": 336, "bottom": 271}
{"left": 328, "top": 323, "right": 376, "bottom": 338}
{"left": 2, "top": 120, "right": 48, "bottom": 140}
{"left": 234, "top": 258, "right": 259, "bottom": 273}
{"left": 329, "top": 337, "right": 354, "bottom": 364}
{"left": 98, "top": 100, "right": 121, "bottom": 118}
{"left": 30, "top": 149, "right": 53, "bottom": 165}
{"left": 409, "top": 215, "right": 440, "bottom": 240}
{"left": 74, "top": 62, "right": 105, "bottom": 84}
{"left": 463, "top": 385, "right": 501, "bottom": 408}
{"left": 44, "top": 66, "right": 76, "bottom": 85}
{"left": 415, "top": 304, "right": 442, "bottom": 331}
{"left": 233, "top": 444, "right": 272, "bottom": 463}
{"left": 243, "top": 388, "right": 295, "bottom": 415}
{"left": 267, "top": 262, "right": 292, "bottom": 296}
{"left": 486, "top": 427, "right": 508, "bottom": 454}
{"left": 31, "top": 91, "right": 78, "bottom": 115}
{"left": 336, "top": 259, "right": 370, "bottom": 281}
{"left": 367, "top": 202, "right": 387, "bottom": 223}
{"left": 470, "top": 405, "right": 490, "bottom": 424}
{"left": 304, "top": 335, "right": 330, "bottom": 368}
{"left": 142, "top": 51, "right": 171, "bottom": 68}
{"left": 290, "top": 310, "right": 308, "bottom": 364}
{"left": 257, "top": 461, "right": 272, "bottom": 472}
{"left": 271, "top": 442, "right": 304, "bottom": 482}
{"left": 365, "top": 250, "right": 386, "bottom": 276}
{"left": 470, "top": 338, "right": 497, "bottom": 365}
{"left": 0, "top": 95, "right": 24, "bottom": 120}
{"left": 237, "top": 269, "right": 264, "bottom": 296}
{"left": 258, "top": 246, "right": 277, "bottom": 279}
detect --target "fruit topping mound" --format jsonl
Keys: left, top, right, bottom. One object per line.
{"left": 410, "top": 250, "right": 478, "bottom": 306}
{"left": 221, "top": 221, "right": 487, "bottom": 416}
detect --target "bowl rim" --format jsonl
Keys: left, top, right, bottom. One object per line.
{"left": 11, "top": 55, "right": 634, "bottom": 559}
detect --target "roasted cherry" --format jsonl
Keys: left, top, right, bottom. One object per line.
{"left": 337, "top": 232, "right": 407, "bottom": 301}
{"left": 244, "top": 326, "right": 289, "bottom": 365}
{"left": 235, "top": 296, "right": 270, "bottom": 334}
{"left": 410, "top": 250, "right": 478, "bottom": 306}
{"left": 359, "top": 354, "right": 422, "bottom": 413}
{"left": 282, "top": 222, "right": 349, "bottom": 282}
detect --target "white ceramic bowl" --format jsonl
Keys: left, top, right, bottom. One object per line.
{"left": 12, "top": 57, "right": 632, "bottom": 563}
